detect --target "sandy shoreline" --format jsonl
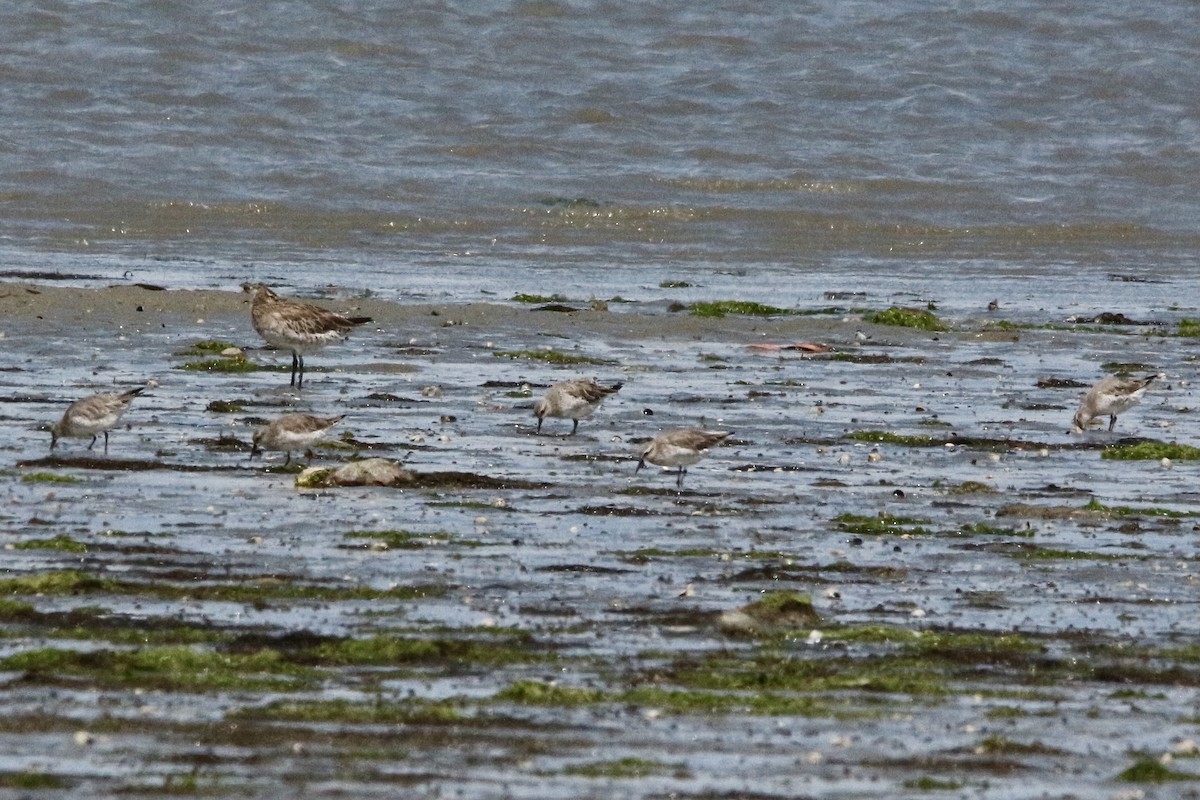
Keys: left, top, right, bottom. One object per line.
{"left": 0, "top": 279, "right": 940, "bottom": 349}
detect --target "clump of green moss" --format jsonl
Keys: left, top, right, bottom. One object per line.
{"left": 0, "top": 772, "right": 68, "bottom": 790}
{"left": 13, "top": 536, "right": 87, "bottom": 554}
{"left": 688, "top": 300, "right": 793, "bottom": 318}
{"left": 1102, "top": 361, "right": 1155, "bottom": 374}
{"left": 492, "top": 349, "right": 613, "bottom": 366}
{"left": 0, "top": 568, "right": 449, "bottom": 604}
{"left": 1101, "top": 440, "right": 1200, "bottom": 461}
{"left": 564, "top": 757, "right": 680, "bottom": 778}
{"left": 243, "top": 698, "right": 464, "bottom": 725}
{"left": 834, "top": 512, "right": 933, "bottom": 536}
{"left": 1010, "top": 547, "right": 1129, "bottom": 562}
{"left": 206, "top": 400, "right": 244, "bottom": 413}
{"left": 313, "top": 633, "right": 545, "bottom": 667}
{"left": 847, "top": 431, "right": 939, "bottom": 447}
{"left": 176, "top": 358, "right": 260, "bottom": 373}
{"left": 1116, "top": 758, "right": 1200, "bottom": 783}
{"left": 668, "top": 650, "right": 949, "bottom": 697}
{"left": 907, "top": 631, "right": 1043, "bottom": 663}
{"left": 21, "top": 472, "right": 82, "bottom": 484}
{"left": 960, "top": 522, "right": 1032, "bottom": 538}
{"left": 947, "top": 480, "right": 997, "bottom": 494}
{"left": 1179, "top": 319, "right": 1200, "bottom": 337}
{"left": 863, "top": 306, "right": 947, "bottom": 331}
{"left": 343, "top": 530, "right": 447, "bottom": 549}
{"left": 740, "top": 591, "right": 820, "bottom": 627}
{"left": 1082, "top": 498, "right": 1200, "bottom": 518}
{"left": 903, "top": 776, "right": 964, "bottom": 791}
{"left": 1, "top": 645, "right": 311, "bottom": 692}
{"left": 495, "top": 680, "right": 605, "bottom": 706}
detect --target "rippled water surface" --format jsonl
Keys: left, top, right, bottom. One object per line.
{"left": 1, "top": 1, "right": 1198, "bottom": 302}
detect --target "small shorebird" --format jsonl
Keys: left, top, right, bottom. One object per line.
{"left": 50, "top": 387, "right": 144, "bottom": 455}
{"left": 534, "top": 378, "right": 623, "bottom": 435}
{"left": 635, "top": 428, "right": 731, "bottom": 489}
{"left": 243, "top": 283, "right": 372, "bottom": 388}
{"left": 250, "top": 413, "right": 345, "bottom": 466}
{"left": 1073, "top": 373, "right": 1162, "bottom": 432}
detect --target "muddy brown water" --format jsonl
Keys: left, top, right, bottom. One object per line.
{"left": 1, "top": 283, "right": 1199, "bottom": 798}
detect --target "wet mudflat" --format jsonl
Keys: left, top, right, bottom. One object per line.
{"left": 2, "top": 282, "right": 1200, "bottom": 798}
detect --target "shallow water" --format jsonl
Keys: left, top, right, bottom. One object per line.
{"left": 1, "top": 1, "right": 1198, "bottom": 308}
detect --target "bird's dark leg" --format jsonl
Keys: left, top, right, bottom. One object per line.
{"left": 103, "top": 431, "right": 109, "bottom": 455}
{"left": 570, "top": 419, "right": 579, "bottom": 435}
{"left": 634, "top": 457, "right": 645, "bottom": 475}
{"left": 536, "top": 416, "right": 543, "bottom": 434}
{"left": 297, "top": 354, "right": 305, "bottom": 388}
{"left": 1108, "top": 415, "right": 1117, "bottom": 432}
{"left": 284, "top": 451, "right": 293, "bottom": 466}
{"left": 676, "top": 467, "right": 685, "bottom": 488}
{"left": 87, "top": 434, "right": 97, "bottom": 451}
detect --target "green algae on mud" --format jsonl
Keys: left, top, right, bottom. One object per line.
{"left": 1101, "top": 439, "right": 1200, "bottom": 460}
{"left": 312, "top": 632, "right": 552, "bottom": 667}
{"left": 12, "top": 535, "right": 87, "bottom": 553}
{"left": 739, "top": 591, "right": 821, "bottom": 627}
{"left": 834, "top": 512, "right": 934, "bottom": 536}
{"left": 494, "top": 679, "right": 861, "bottom": 718}
{"left": 1117, "top": 758, "right": 1200, "bottom": 783}
{"left": 21, "top": 471, "right": 82, "bottom": 484}
{"left": 0, "top": 568, "right": 452, "bottom": 604}
{"left": 492, "top": 348, "right": 615, "bottom": 366}
{"left": 496, "top": 680, "right": 605, "bottom": 707}
{"left": 904, "top": 776, "right": 965, "bottom": 791}
{"left": 1, "top": 645, "right": 315, "bottom": 692}
{"left": 238, "top": 697, "right": 468, "bottom": 725}
{"left": 863, "top": 306, "right": 947, "bottom": 331}
{"left": 342, "top": 529, "right": 452, "bottom": 549}
{"left": 563, "top": 757, "right": 684, "bottom": 779}
{"left": 687, "top": 300, "right": 795, "bottom": 318}
{"left": 0, "top": 772, "right": 68, "bottom": 791}
{"left": 175, "top": 357, "right": 264, "bottom": 373}
{"left": 1082, "top": 498, "right": 1200, "bottom": 518}
{"left": 946, "top": 480, "right": 998, "bottom": 494}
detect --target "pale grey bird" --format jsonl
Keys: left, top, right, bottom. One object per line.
{"left": 250, "top": 413, "right": 345, "bottom": 465}
{"left": 635, "top": 428, "right": 731, "bottom": 489}
{"left": 1073, "top": 373, "right": 1161, "bottom": 432}
{"left": 50, "top": 387, "right": 145, "bottom": 454}
{"left": 534, "top": 378, "right": 623, "bottom": 434}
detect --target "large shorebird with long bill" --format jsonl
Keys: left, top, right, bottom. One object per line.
{"left": 243, "top": 283, "right": 372, "bottom": 388}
